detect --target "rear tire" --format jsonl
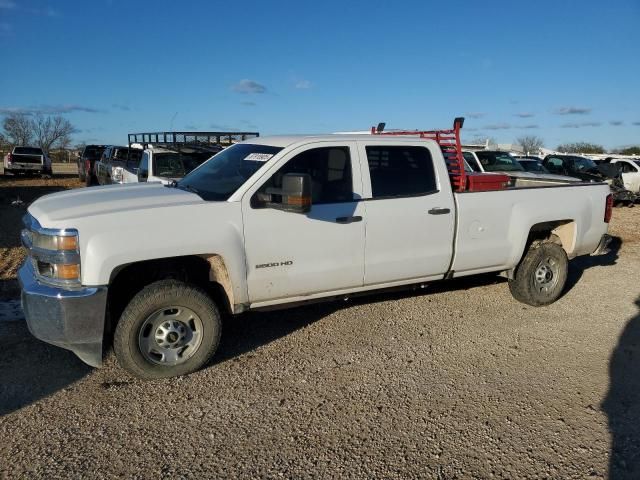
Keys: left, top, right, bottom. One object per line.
{"left": 114, "top": 280, "right": 222, "bottom": 379}
{"left": 508, "top": 241, "right": 568, "bottom": 307}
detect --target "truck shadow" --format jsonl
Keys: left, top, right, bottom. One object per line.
{"left": 213, "top": 273, "right": 502, "bottom": 365}
{"left": 0, "top": 320, "right": 91, "bottom": 416}
{"left": 564, "top": 236, "right": 622, "bottom": 295}
{"left": 602, "top": 297, "right": 640, "bottom": 479}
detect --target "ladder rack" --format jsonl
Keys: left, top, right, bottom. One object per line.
{"left": 369, "top": 117, "right": 467, "bottom": 192}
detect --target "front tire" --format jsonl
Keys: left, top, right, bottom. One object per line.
{"left": 114, "top": 280, "right": 222, "bottom": 379}
{"left": 508, "top": 240, "right": 568, "bottom": 307}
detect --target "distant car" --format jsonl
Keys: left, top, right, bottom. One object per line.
{"left": 516, "top": 158, "right": 551, "bottom": 174}
{"left": 608, "top": 158, "right": 640, "bottom": 193}
{"left": 543, "top": 154, "right": 637, "bottom": 204}
{"left": 78, "top": 145, "right": 107, "bottom": 186}
{"left": 123, "top": 146, "right": 222, "bottom": 185}
{"left": 3, "top": 146, "right": 51, "bottom": 176}
{"left": 463, "top": 150, "right": 579, "bottom": 183}
{"left": 95, "top": 146, "right": 142, "bottom": 186}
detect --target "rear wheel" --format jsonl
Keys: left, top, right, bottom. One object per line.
{"left": 114, "top": 280, "right": 222, "bottom": 379}
{"left": 508, "top": 240, "right": 568, "bottom": 307}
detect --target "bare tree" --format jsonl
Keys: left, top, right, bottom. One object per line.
{"left": 2, "top": 113, "right": 33, "bottom": 146}
{"left": 31, "top": 114, "right": 77, "bottom": 153}
{"left": 470, "top": 135, "right": 497, "bottom": 147}
{"left": 516, "top": 135, "right": 544, "bottom": 155}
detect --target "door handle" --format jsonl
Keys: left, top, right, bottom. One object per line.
{"left": 335, "top": 215, "right": 363, "bottom": 224}
{"left": 428, "top": 207, "right": 451, "bottom": 215}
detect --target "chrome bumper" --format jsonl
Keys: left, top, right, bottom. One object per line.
{"left": 18, "top": 260, "right": 107, "bottom": 367}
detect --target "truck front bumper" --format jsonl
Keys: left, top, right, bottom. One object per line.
{"left": 18, "top": 260, "right": 107, "bottom": 367}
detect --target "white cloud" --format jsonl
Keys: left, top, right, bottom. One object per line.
{"left": 554, "top": 106, "right": 592, "bottom": 115}
{"left": 232, "top": 79, "right": 267, "bottom": 94}
{"left": 294, "top": 79, "right": 312, "bottom": 89}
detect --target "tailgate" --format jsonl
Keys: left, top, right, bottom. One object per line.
{"left": 12, "top": 154, "right": 43, "bottom": 164}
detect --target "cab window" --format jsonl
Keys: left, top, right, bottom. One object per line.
{"left": 256, "top": 146, "right": 353, "bottom": 205}
{"left": 365, "top": 146, "right": 437, "bottom": 198}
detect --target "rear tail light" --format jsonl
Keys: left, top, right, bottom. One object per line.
{"left": 604, "top": 194, "right": 613, "bottom": 223}
{"left": 7, "top": 153, "right": 12, "bottom": 164}
{"left": 85, "top": 159, "right": 91, "bottom": 173}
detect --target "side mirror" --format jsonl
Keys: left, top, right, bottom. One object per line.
{"left": 277, "top": 173, "right": 312, "bottom": 213}
{"left": 262, "top": 173, "right": 312, "bottom": 213}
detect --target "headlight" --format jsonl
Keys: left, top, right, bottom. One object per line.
{"left": 22, "top": 214, "right": 81, "bottom": 286}
{"left": 31, "top": 231, "right": 79, "bottom": 251}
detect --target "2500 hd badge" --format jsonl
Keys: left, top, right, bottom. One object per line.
{"left": 255, "top": 260, "right": 294, "bottom": 269}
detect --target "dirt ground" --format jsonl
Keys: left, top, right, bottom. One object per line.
{"left": 0, "top": 173, "right": 83, "bottom": 300}
{"left": 0, "top": 176, "right": 639, "bottom": 478}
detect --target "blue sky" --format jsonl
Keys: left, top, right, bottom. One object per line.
{"left": 0, "top": 0, "right": 638, "bottom": 149}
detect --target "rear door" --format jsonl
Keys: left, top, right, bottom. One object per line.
{"left": 357, "top": 140, "right": 456, "bottom": 285}
{"left": 242, "top": 141, "right": 366, "bottom": 303}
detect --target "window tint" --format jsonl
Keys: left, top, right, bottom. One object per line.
{"left": 258, "top": 146, "right": 353, "bottom": 204}
{"left": 546, "top": 157, "right": 564, "bottom": 170}
{"left": 14, "top": 147, "right": 43, "bottom": 155}
{"left": 463, "top": 152, "right": 480, "bottom": 172}
{"left": 140, "top": 152, "right": 149, "bottom": 172}
{"left": 365, "top": 146, "right": 436, "bottom": 198}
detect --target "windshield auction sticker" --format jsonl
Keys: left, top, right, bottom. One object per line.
{"left": 244, "top": 153, "right": 274, "bottom": 162}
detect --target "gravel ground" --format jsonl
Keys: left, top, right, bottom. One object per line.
{"left": 0, "top": 177, "right": 638, "bottom": 478}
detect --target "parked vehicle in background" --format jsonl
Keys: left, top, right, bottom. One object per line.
{"left": 19, "top": 118, "right": 613, "bottom": 379}
{"left": 78, "top": 145, "right": 107, "bottom": 186}
{"left": 516, "top": 158, "right": 551, "bottom": 174}
{"left": 95, "top": 146, "right": 142, "bottom": 185}
{"left": 543, "top": 154, "right": 637, "bottom": 205}
{"left": 121, "top": 131, "right": 259, "bottom": 185}
{"left": 125, "top": 146, "right": 222, "bottom": 185}
{"left": 608, "top": 159, "right": 640, "bottom": 193}
{"left": 463, "top": 150, "right": 578, "bottom": 183}
{"left": 3, "top": 146, "right": 51, "bottom": 176}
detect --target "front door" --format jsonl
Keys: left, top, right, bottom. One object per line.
{"left": 242, "top": 142, "right": 365, "bottom": 304}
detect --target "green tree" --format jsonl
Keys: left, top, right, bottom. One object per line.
{"left": 556, "top": 142, "right": 605, "bottom": 154}
{"left": 616, "top": 146, "right": 640, "bottom": 155}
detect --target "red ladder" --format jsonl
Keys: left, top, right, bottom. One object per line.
{"left": 369, "top": 117, "right": 467, "bottom": 192}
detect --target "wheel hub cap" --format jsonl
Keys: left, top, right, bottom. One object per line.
{"left": 138, "top": 306, "right": 203, "bottom": 366}
{"left": 534, "top": 258, "right": 560, "bottom": 293}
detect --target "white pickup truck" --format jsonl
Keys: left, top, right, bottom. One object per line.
{"left": 19, "top": 123, "right": 612, "bottom": 379}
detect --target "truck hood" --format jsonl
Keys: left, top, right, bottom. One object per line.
{"left": 29, "top": 182, "right": 203, "bottom": 226}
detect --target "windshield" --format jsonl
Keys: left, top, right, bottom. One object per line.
{"left": 14, "top": 147, "right": 43, "bottom": 155}
{"left": 153, "top": 152, "right": 211, "bottom": 179}
{"left": 177, "top": 143, "right": 283, "bottom": 201}
{"left": 84, "top": 146, "right": 106, "bottom": 160}
{"left": 635, "top": 160, "right": 640, "bottom": 168}
{"left": 475, "top": 151, "right": 525, "bottom": 172}
{"left": 519, "top": 160, "right": 549, "bottom": 173}
{"left": 571, "top": 157, "right": 597, "bottom": 171}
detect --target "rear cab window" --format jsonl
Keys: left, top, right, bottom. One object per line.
{"left": 364, "top": 145, "right": 437, "bottom": 198}
{"left": 13, "top": 147, "right": 43, "bottom": 155}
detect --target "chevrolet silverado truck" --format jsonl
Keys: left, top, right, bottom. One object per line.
{"left": 3, "top": 146, "right": 52, "bottom": 176}
{"left": 19, "top": 119, "right": 612, "bottom": 379}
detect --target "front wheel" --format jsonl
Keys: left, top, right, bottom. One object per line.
{"left": 114, "top": 280, "right": 222, "bottom": 379}
{"left": 508, "top": 240, "right": 568, "bottom": 307}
